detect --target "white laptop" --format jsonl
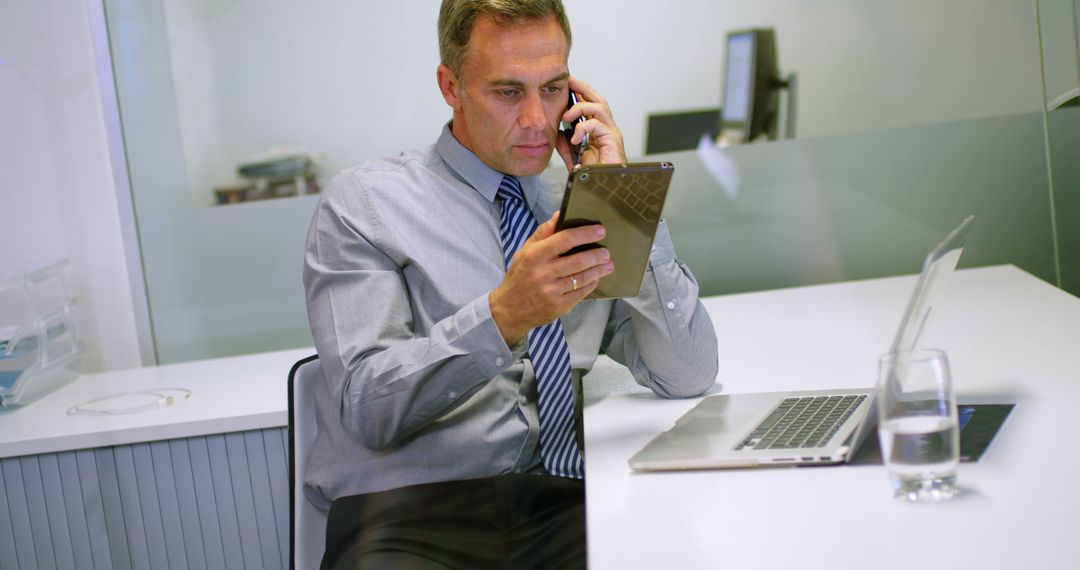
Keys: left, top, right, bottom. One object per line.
{"left": 628, "top": 216, "right": 974, "bottom": 471}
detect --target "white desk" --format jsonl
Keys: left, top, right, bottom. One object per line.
{"left": 583, "top": 265, "right": 1080, "bottom": 570}
{"left": 0, "top": 347, "right": 312, "bottom": 459}
{"left": 3, "top": 264, "right": 1076, "bottom": 569}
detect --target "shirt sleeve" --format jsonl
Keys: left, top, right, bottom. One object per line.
{"left": 601, "top": 220, "right": 719, "bottom": 398}
{"left": 303, "top": 171, "right": 514, "bottom": 451}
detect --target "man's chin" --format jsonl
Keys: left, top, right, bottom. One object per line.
{"left": 506, "top": 152, "right": 556, "bottom": 177}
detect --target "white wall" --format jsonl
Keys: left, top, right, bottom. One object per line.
{"left": 570, "top": 0, "right": 1043, "bottom": 143}
{"left": 162, "top": 0, "right": 230, "bottom": 208}
{"left": 162, "top": 0, "right": 1043, "bottom": 202}
{"left": 0, "top": 0, "right": 1050, "bottom": 369}
{"left": 1038, "top": 0, "right": 1080, "bottom": 108}
{"left": 0, "top": 0, "right": 142, "bottom": 372}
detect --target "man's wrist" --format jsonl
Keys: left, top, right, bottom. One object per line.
{"left": 489, "top": 290, "right": 527, "bottom": 346}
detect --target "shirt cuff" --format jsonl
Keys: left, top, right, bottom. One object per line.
{"left": 648, "top": 220, "right": 676, "bottom": 268}
{"left": 469, "top": 293, "right": 517, "bottom": 377}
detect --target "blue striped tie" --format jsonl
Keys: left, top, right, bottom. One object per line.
{"left": 497, "top": 175, "right": 585, "bottom": 479}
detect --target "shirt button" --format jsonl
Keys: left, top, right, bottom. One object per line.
{"left": 495, "top": 356, "right": 505, "bottom": 367}
{"left": 666, "top": 301, "right": 676, "bottom": 310}
{"left": 651, "top": 245, "right": 657, "bottom": 253}
{"left": 447, "top": 390, "right": 458, "bottom": 399}
{"left": 519, "top": 395, "right": 528, "bottom": 405}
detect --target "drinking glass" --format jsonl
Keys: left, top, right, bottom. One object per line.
{"left": 877, "top": 349, "right": 960, "bottom": 502}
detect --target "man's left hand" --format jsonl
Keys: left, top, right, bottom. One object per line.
{"left": 556, "top": 77, "right": 627, "bottom": 170}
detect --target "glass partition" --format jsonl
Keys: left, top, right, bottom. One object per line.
{"left": 1047, "top": 105, "right": 1080, "bottom": 293}
{"left": 1039, "top": 0, "right": 1080, "bottom": 294}
{"left": 103, "top": 0, "right": 1069, "bottom": 364}
{"left": 637, "top": 113, "right": 1056, "bottom": 295}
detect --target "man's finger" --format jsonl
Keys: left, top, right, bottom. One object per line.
{"left": 568, "top": 78, "right": 610, "bottom": 116}
{"left": 544, "top": 224, "right": 605, "bottom": 256}
{"left": 554, "top": 135, "right": 576, "bottom": 172}
{"left": 564, "top": 276, "right": 600, "bottom": 303}
{"left": 525, "top": 212, "right": 560, "bottom": 246}
{"left": 550, "top": 247, "right": 611, "bottom": 280}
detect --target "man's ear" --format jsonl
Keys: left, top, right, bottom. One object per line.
{"left": 437, "top": 64, "right": 462, "bottom": 110}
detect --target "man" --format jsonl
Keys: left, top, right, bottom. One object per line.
{"left": 303, "top": 1, "right": 718, "bottom": 568}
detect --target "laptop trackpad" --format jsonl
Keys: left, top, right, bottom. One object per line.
{"left": 671, "top": 397, "right": 756, "bottom": 436}
{"left": 629, "top": 396, "right": 760, "bottom": 465}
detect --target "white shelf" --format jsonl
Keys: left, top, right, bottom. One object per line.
{"left": 0, "top": 347, "right": 313, "bottom": 458}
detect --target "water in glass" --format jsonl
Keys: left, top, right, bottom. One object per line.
{"left": 879, "top": 415, "right": 959, "bottom": 501}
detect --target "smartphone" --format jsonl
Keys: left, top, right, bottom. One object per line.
{"left": 560, "top": 92, "right": 588, "bottom": 165}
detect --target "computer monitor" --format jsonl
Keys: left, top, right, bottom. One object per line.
{"left": 720, "top": 28, "right": 781, "bottom": 143}
{"left": 644, "top": 108, "right": 721, "bottom": 155}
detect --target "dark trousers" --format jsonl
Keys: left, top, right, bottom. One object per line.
{"left": 322, "top": 474, "right": 586, "bottom": 570}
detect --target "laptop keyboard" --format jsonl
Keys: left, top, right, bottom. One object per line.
{"left": 734, "top": 394, "right": 867, "bottom": 451}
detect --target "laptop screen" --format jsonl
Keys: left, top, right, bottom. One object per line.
{"left": 890, "top": 217, "right": 974, "bottom": 354}
{"left": 844, "top": 215, "right": 975, "bottom": 461}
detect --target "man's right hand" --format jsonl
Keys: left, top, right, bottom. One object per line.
{"left": 489, "top": 212, "right": 614, "bottom": 346}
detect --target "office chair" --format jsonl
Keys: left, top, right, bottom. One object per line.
{"left": 288, "top": 354, "right": 329, "bottom": 570}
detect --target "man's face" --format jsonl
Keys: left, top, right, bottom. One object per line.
{"left": 439, "top": 15, "right": 570, "bottom": 177}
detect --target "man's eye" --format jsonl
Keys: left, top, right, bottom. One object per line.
{"left": 542, "top": 85, "right": 564, "bottom": 95}
{"left": 497, "top": 89, "right": 520, "bottom": 98}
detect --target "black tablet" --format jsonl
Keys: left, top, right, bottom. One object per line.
{"left": 555, "top": 162, "right": 675, "bottom": 299}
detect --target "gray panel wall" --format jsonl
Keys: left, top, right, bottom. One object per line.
{"left": 1047, "top": 106, "right": 1080, "bottom": 295}
{"left": 0, "top": 428, "right": 289, "bottom": 570}
{"left": 634, "top": 112, "right": 1059, "bottom": 296}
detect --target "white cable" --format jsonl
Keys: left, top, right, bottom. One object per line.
{"left": 67, "top": 387, "right": 191, "bottom": 416}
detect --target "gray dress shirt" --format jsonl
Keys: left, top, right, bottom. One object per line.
{"left": 302, "top": 124, "right": 718, "bottom": 509}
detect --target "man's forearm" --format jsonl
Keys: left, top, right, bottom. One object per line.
{"left": 603, "top": 224, "right": 719, "bottom": 398}
{"left": 312, "top": 293, "right": 514, "bottom": 450}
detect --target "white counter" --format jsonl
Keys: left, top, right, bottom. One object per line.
{"left": 0, "top": 347, "right": 312, "bottom": 459}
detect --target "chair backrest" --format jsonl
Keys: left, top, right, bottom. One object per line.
{"left": 288, "top": 354, "right": 328, "bottom": 570}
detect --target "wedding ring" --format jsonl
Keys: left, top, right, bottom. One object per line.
{"left": 571, "top": 276, "right": 578, "bottom": 291}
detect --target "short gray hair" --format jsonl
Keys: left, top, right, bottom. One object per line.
{"left": 438, "top": 0, "right": 572, "bottom": 78}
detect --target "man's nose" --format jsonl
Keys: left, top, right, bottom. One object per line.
{"left": 518, "top": 92, "right": 548, "bottom": 130}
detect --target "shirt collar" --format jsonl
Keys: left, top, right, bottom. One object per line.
{"left": 435, "top": 122, "right": 544, "bottom": 206}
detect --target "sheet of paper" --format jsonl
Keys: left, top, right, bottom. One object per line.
{"left": 695, "top": 134, "right": 740, "bottom": 201}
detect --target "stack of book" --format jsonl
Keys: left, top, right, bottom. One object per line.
{"left": 214, "top": 148, "right": 320, "bottom": 205}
